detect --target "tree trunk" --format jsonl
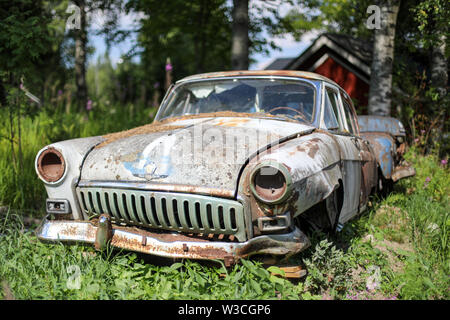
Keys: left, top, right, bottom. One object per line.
{"left": 231, "top": 0, "right": 249, "bottom": 70}
{"left": 0, "top": 77, "right": 6, "bottom": 107}
{"left": 430, "top": 34, "right": 447, "bottom": 99}
{"left": 430, "top": 34, "right": 448, "bottom": 156}
{"left": 196, "top": 0, "right": 209, "bottom": 74}
{"left": 368, "top": 0, "right": 400, "bottom": 116}
{"left": 74, "top": 0, "right": 87, "bottom": 111}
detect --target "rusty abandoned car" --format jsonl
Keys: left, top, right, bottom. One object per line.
{"left": 35, "top": 70, "right": 415, "bottom": 265}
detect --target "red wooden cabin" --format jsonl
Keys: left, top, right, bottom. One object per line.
{"left": 265, "top": 33, "right": 372, "bottom": 114}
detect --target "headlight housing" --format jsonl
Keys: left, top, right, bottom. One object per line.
{"left": 36, "top": 147, "right": 67, "bottom": 184}
{"left": 249, "top": 161, "right": 292, "bottom": 204}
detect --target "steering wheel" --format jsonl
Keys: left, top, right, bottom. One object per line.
{"left": 267, "top": 106, "right": 308, "bottom": 121}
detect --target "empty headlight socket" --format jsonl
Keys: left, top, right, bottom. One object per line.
{"left": 36, "top": 147, "right": 67, "bottom": 184}
{"left": 249, "top": 161, "right": 293, "bottom": 205}
{"left": 249, "top": 161, "right": 294, "bottom": 233}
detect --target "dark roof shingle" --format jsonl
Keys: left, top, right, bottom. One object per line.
{"left": 264, "top": 57, "right": 296, "bottom": 70}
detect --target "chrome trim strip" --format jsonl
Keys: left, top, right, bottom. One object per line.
{"left": 77, "top": 180, "right": 235, "bottom": 199}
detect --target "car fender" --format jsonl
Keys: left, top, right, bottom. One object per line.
{"left": 35, "top": 136, "right": 105, "bottom": 220}
{"left": 360, "top": 133, "right": 394, "bottom": 179}
{"left": 239, "top": 131, "right": 343, "bottom": 220}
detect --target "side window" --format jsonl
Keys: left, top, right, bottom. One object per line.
{"left": 323, "top": 88, "right": 341, "bottom": 130}
{"left": 341, "top": 95, "right": 357, "bottom": 134}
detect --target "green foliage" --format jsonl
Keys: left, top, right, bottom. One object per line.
{"left": 411, "top": 0, "right": 450, "bottom": 51}
{"left": 275, "top": 0, "right": 374, "bottom": 41}
{"left": 303, "top": 239, "right": 352, "bottom": 297}
{"left": 0, "top": 0, "right": 54, "bottom": 77}
{"left": 126, "top": 0, "right": 232, "bottom": 81}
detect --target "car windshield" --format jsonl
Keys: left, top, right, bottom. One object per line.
{"left": 156, "top": 78, "right": 316, "bottom": 123}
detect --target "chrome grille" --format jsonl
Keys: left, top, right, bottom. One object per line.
{"left": 76, "top": 187, "right": 246, "bottom": 241}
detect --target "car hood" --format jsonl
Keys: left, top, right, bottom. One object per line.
{"left": 79, "top": 116, "right": 315, "bottom": 197}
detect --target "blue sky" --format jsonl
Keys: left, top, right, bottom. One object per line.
{"left": 87, "top": 2, "right": 317, "bottom": 70}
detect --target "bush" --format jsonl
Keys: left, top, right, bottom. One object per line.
{"left": 303, "top": 239, "right": 352, "bottom": 297}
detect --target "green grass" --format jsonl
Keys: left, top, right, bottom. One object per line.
{"left": 0, "top": 147, "right": 448, "bottom": 300}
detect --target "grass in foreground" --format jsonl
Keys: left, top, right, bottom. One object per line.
{"left": 0, "top": 149, "right": 448, "bottom": 300}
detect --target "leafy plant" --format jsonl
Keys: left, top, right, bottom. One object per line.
{"left": 303, "top": 239, "right": 352, "bottom": 298}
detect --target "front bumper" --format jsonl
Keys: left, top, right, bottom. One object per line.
{"left": 36, "top": 216, "right": 310, "bottom": 263}
{"left": 392, "top": 165, "right": 416, "bottom": 182}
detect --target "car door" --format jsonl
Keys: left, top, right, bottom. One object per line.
{"left": 322, "top": 84, "right": 362, "bottom": 224}
{"left": 340, "top": 91, "right": 377, "bottom": 211}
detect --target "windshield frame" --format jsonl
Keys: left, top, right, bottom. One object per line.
{"left": 154, "top": 76, "right": 321, "bottom": 125}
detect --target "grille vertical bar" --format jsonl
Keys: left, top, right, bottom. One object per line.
{"left": 110, "top": 192, "right": 122, "bottom": 221}
{"left": 166, "top": 197, "right": 180, "bottom": 229}
{"left": 212, "top": 204, "right": 222, "bottom": 231}
{"left": 155, "top": 196, "right": 169, "bottom": 228}
{"left": 125, "top": 193, "right": 139, "bottom": 223}
{"left": 178, "top": 200, "right": 190, "bottom": 230}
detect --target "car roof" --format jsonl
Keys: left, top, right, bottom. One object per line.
{"left": 176, "top": 70, "right": 341, "bottom": 87}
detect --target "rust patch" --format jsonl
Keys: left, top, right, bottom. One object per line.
{"left": 159, "top": 110, "right": 295, "bottom": 123}
{"left": 307, "top": 144, "right": 319, "bottom": 158}
{"left": 95, "top": 110, "right": 299, "bottom": 149}
{"left": 140, "top": 184, "right": 235, "bottom": 198}
{"left": 396, "top": 142, "right": 406, "bottom": 157}
{"left": 60, "top": 225, "right": 79, "bottom": 237}
{"left": 213, "top": 118, "right": 250, "bottom": 127}
{"left": 110, "top": 232, "right": 230, "bottom": 259}
{"left": 187, "top": 245, "right": 229, "bottom": 259}
{"left": 96, "top": 123, "right": 185, "bottom": 149}
{"left": 117, "top": 151, "right": 140, "bottom": 162}
{"left": 295, "top": 140, "right": 320, "bottom": 158}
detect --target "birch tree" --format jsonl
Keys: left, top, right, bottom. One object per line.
{"left": 368, "top": 0, "right": 401, "bottom": 116}
{"left": 431, "top": 35, "right": 448, "bottom": 99}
